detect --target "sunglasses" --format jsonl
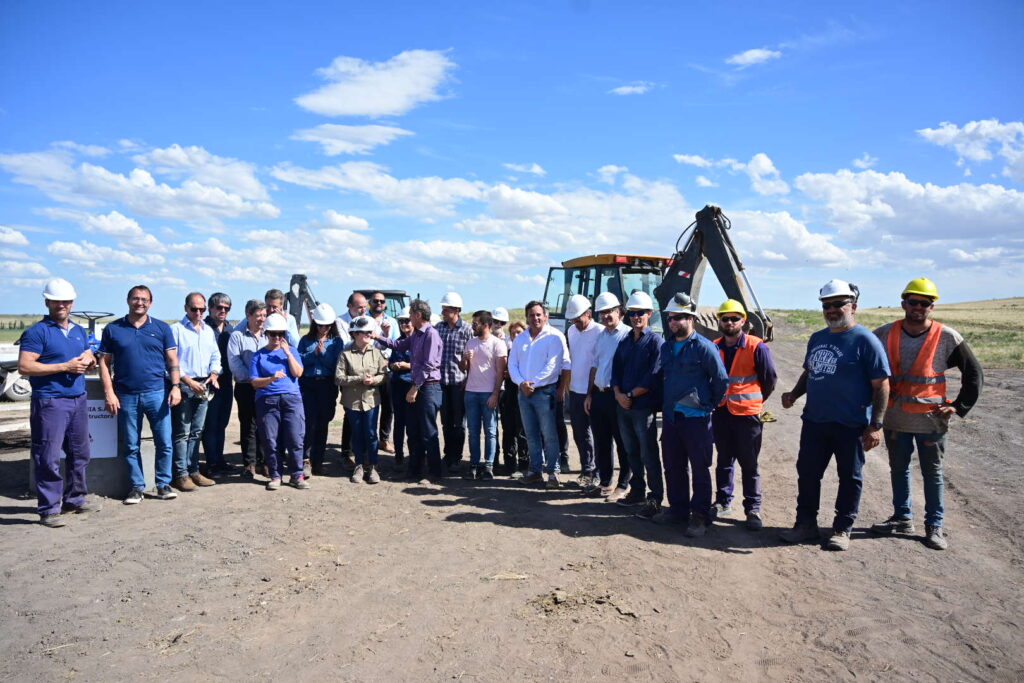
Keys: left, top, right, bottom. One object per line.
{"left": 189, "top": 307, "right": 207, "bottom": 313}
{"left": 626, "top": 310, "right": 649, "bottom": 317}
{"left": 371, "top": 299, "right": 386, "bottom": 304}
{"left": 267, "top": 331, "right": 285, "bottom": 337}
{"left": 668, "top": 314, "right": 692, "bottom": 322}
{"left": 904, "top": 298, "right": 934, "bottom": 308}
{"left": 398, "top": 318, "right": 411, "bottom": 324}
{"left": 214, "top": 305, "right": 231, "bottom": 312}
{"left": 821, "top": 300, "right": 853, "bottom": 310}
{"left": 719, "top": 315, "right": 742, "bottom": 323}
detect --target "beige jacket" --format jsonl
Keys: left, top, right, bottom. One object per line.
{"left": 335, "top": 344, "right": 388, "bottom": 410}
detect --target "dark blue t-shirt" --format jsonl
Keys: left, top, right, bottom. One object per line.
{"left": 803, "top": 324, "right": 890, "bottom": 427}
{"left": 20, "top": 317, "right": 90, "bottom": 398}
{"left": 250, "top": 346, "right": 303, "bottom": 398}
{"left": 99, "top": 315, "right": 176, "bottom": 394}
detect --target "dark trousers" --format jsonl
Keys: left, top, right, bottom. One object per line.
{"left": 617, "top": 406, "right": 661, "bottom": 500}
{"left": 30, "top": 394, "right": 90, "bottom": 516}
{"left": 300, "top": 377, "right": 338, "bottom": 467}
{"left": 568, "top": 392, "right": 595, "bottom": 475}
{"left": 796, "top": 420, "right": 865, "bottom": 532}
{"left": 390, "top": 377, "right": 411, "bottom": 458}
{"left": 407, "top": 383, "right": 443, "bottom": 478}
{"left": 590, "top": 390, "right": 629, "bottom": 488}
{"left": 256, "top": 392, "right": 305, "bottom": 479}
{"left": 662, "top": 415, "right": 714, "bottom": 521}
{"left": 556, "top": 398, "right": 568, "bottom": 456}
{"left": 201, "top": 376, "right": 233, "bottom": 467}
{"left": 341, "top": 413, "right": 353, "bottom": 457}
{"left": 440, "top": 383, "right": 465, "bottom": 464}
{"left": 712, "top": 408, "right": 763, "bottom": 513}
{"left": 378, "top": 375, "right": 392, "bottom": 442}
{"left": 500, "top": 378, "right": 528, "bottom": 470}
{"left": 234, "top": 382, "right": 260, "bottom": 467}
{"left": 347, "top": 406, "right": 380, "bottom": 466}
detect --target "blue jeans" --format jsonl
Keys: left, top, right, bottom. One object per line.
{"left": 518, "top": 384, "right": 561, "bottom": 475}
{"left": 346, "top": 406, "right": 380, "bottom": 466}
{"left": 201, "top": 376, "right": 233, "bottom": 467}
{"left": 884, "top": 430, "right": 946, "bottom": 527}
{"left": 796, "top": 420, "right": 865, "bottom": 532}
{"left": 172, "top": 385, "right": 209, "bottom": 477}
{"left": 617, "top": 406, "right": 662, "bottom": 500}
{"left": 407, "top": 382, "right": 443, "bottom": 478}
{"left": 118, "top": 388, "right": 173, "bottom": 490}
{"left": 465, "top": 391, "right": 498, "bottom": 466}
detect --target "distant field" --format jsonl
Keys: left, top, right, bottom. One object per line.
{"left": 771, "top": 297, "right": 1024, "bottom": 369}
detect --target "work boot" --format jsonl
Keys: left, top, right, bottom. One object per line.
{"left": 480, "top": 466, "right": 495, "bottom": 481}
{"left": 381, "top": 440, "right": 395, "bottom": 454}
{"left": 634, "top": 498, "right": 661, "bottom": 520}
{"left": 350, "top": 465, "right": 364, "bottom": 483}
{"left": 825, "top": 529, "right": 851, "bottom": 551}
{"left": 924, "top": 525, "right": 948, "bottom": 550}
{"left": 172, "top": 476, "right": 197, "bottom": 492}
{"left": 521, "top": 471, "right": 544, "bottom": 485}
{"left": 366, "top": 467, "right": 380, "bottom": 485}
{"left": 39, "top": 514, "right": 67, "bottom": 528}
{"left": 62, "top": 499, "right": 102, "bottom": 514}
{"left": 685, "top": 516, "right": 709, "bottom": 538}
{"left": 746, "top": 512, "right": 764, "bottom": 531}
{"left": 780, "top": 521, "right": 820, "bottom": 544}
{"left": 617, "top": 488, "right": 647, "bottom": 507}
{"left": 546, "top": 473, "right": 561, "bottom": 490}
{"left": 870, "top": 516, "right": 915, "bottom": 535}
{"left": 190, "top": 472, "right": 216, "bottom": 487}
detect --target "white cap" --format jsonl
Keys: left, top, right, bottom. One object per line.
{"left": 491, "top": 307, "right": 509, "bottom": 323}
{"left": 310, "top": 303, "right": 336, "bottom": 325}
{"left": 664, "top": 292, "right": 697, "bottom": 315}
{"left": 439, "top": 292, "right": 463, "bottom": 309}
{"left": 349, "top": 315, "right": 375, "bottom": 333}
{"left": 819, "top": 279, "right": 857, "bottom": 301}
{"left": 265, "top": 313, "right": 289, "bottom": 332}
{"left": 625, "top": 291, "right": 654, "bottom": 310}
{"left": 398, "top": 306, "right": 411, "bottom": 320}
{"left": 42, "top": 278, "right": 77, "bottom": 301}
{"left": 565, "top": 294, "right": 592, "bottom": 321}
{"left": 594, "top": 291, "right": 621, "bottom": 312}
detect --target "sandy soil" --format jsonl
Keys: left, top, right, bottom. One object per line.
{"left": 0, "top": 320, "right": 1021, "bottom": 682}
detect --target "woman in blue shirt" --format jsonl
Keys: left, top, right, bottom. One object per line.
{"left": 298, "top": 304, "right": 345, "bottom": 477}
{"left": 250, "top": 313, "right": 309, "bottom": 491}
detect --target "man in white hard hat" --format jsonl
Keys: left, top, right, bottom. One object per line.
{"left": 508, "top": 301, "right": 571, "bottom": 488}
{"left": 583, "top": 291, "right": 632, "bottom": 500}
{"left": 227, "top": 299, "right": 268, "bottom": 479}
{"left": 780, "top": 280, "right": 890, "bottom": 551}
{"left": 170, "top": 292, "right": 220, "bottom": 492}
{"left": 564, "top": 294, "right": 601, "bottom": 489}
{"left": 869, "top": 278, "right": 983, "bottom": 551}
{"left": 435, "top": 291, "right": 472, "bottom": 473}
{"left": 99, "top": 285, "right": 183, "bottom": 504}
{"left": 612, "top": 291, "right": 664, "bottom": 518}
{"left": 18, "top": 278, "right": 100, "bottom": 527}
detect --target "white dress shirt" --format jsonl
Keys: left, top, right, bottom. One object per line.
{"left": 592, "top": 322, "right": 631, "bottom": 389}
{"left": 508, "top": 324, "right": 570, "bottom": 388}
{"left": 567, "top": 320, "right": 602, "bottom": 394}
{"left": 172, "top": 317, "right": 221, "bottom": 378}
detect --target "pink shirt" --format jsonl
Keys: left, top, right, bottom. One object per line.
{"left": 465, "top": 336, "right": 508, "bottom": 393}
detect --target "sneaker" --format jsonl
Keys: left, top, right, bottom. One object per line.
{"left": 606, "top": 486, "right": 630, "bottom": 503}
{"left": 521, "top": 471, "right": 544, "bottom": 485}
{"left": 651, "top": 510, "right": 687, "bottom": 526}
{"left": 924, "top": 525, "right": 948, "bottom": 550}
{"left": 156, "top": 485, "right": 178, "bottom": 500}
{"left": 480, "top": 466, "right": 495, "bottom": 481}
{"left": 616, "top": 488, "right": 647, "bottom": 507}
{"left": 780, "top": 521, "right": 820, "bottom": 544}
{"left": 870, "top": 516, "right": 915, "bottom": 535}
{"left": 366, "top": 468, "right": 380, "bottom": 485}
{"left": 746, "top": 512, "right": 764, "bottom": 531}
{"left": 172, "top": 476, "right": 197, "bottom": 492}
{"left": 576, "top": 473, "right": 593, "bottom": 489}
{"left": 546, "top": 474, "right": 561, "bottom": 490}
{"left": 584, "top": 485, "right": 610, "bottom": 499}
{"left": 634, "top": 499, "right": 661, "bottom": 520}
{"left": 350, "top": 465, "right": 364, "bottom": 483}
{"left": 685, "top": 516, "right": 709, "bottom": 538}
{"left": 710, "top": 502, "right": 732, "bottom": 519}
{"left": 303, "top": 459, "right": 312, "bottom": 479}
{"left": 190, "top": 472, "right": 216, "bottom": 487}
{"left": 291, "top": 475, "right": 311, "bottom": 490}
{"left": 39, "top": 513, "right": 67, "bottom": 528}
{"left": 63, "top": 499, "right": 102, "bottom": 514}
{"left": 123, "top": 489, "right": 144, "bottom": 505}
{"left": 462, "top": 467, "right": 478, "bottom": 481}
{"left": 825, "top": 529, "right": 851, "bottom": 551}
{"left": 510, "top": 470, "right": 527, "bottom": 481}
{"left": 266, "top": 478, "right": 281, "bottom": 491}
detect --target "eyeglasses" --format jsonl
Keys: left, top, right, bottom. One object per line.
{"left": 667, "top": 313, "right": 689, "bottom": 322}
{"left": 189, "top": 307, "right": 207, "bottom": 313}
{"left": 719, "top": 315, "right": 742, "bottom": 323}
{"left": 214, "top": 305, "right": 231, "bottom": 312}
{"left": 821, "top": 300, "right": 853, "bottom": 310}
{"left": 129, "top": 297, "right": 151, "bottom": 303}
{"left": 904, "top": 298, "right": 934, "bottom": 308}
{"left": 626, "top": 310, "right": 649, "bottom": 317}
{"left": 371, "top": 299, "right": 386, "bottom": 304}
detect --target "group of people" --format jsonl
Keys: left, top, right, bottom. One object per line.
{"left": 19, "top": 276, "right": 982, "bottom": 553}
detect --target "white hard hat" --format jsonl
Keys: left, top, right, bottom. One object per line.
{"left": 265, "top": 313, "right": 289, "bottom": 332}
{"left": 310, "top": 303, "right": 336, "bottom": 325}
{"left": 664, "top": 292, "right": 697, "bottom": 315}
{"left": 625, "top": 291, "right": 654, "bottom": 310}
{"left": 349, "top": 315, "right": 375, "bottom": 333}
{"left": 819, "top": 279, "right": 858, "bottom": 301}
{"left": 439, "top": 292, "right": 464, "bottom": 309}
{"left": 594, "top": 291, "right": 621, "bottom": 312}
{"left": 42, "top": 278, "right": 77, "bottom": 300}
{"left": 564, "top": 294, "right": 592, "bottom": 321}
{"left": 398, "top": 306, "right": 411, "bottom": 320}
{"left": 491, "top": 307, "right": 509, "bottom": 323}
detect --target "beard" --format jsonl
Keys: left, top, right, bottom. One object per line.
{"left": 825, "top": 312, "right": 855, "bottom": 330}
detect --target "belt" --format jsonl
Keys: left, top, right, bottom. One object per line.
{"left": 594, "top": 386, "right": 611, "bottom": 392}
{"left": 421, "top": 380, "right": 440, "bottom": 385}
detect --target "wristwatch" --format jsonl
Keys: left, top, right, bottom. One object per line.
{"left": 626, "top": 391, "right": 634, "bottom": 400}
{"left": 869, "top": 420, "right": 883, "bottom": 430}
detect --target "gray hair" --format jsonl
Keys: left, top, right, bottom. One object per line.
{"left": 409, "top": 298, "right": 431, "bottom": 320}
{"left": 245, "top": 299, "right": 267, "bottom": 317}
{"left": 209, "top": 292, "right": 231, "bottom": 308}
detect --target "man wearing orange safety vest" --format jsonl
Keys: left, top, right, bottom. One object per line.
{"left": 711, "top": 300, "right": 778, "bottom": 531}
{"left": 869, "top": 278, "right": 983, "bottom": 551}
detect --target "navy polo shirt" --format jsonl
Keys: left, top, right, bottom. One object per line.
{"left": 99, "top": 315, "right": 176, "bottom": 394}
{"left": 20, "top": 317, "right": 90, "bottom": 398}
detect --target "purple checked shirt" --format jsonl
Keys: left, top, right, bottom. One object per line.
{"left": 377, "top": 323, "right": 442, "bottom": 387}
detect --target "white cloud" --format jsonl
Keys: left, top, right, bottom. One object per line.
{"left": 0, "top": 248, "right": 31, "bottom": 260}
{"left": 673, "top": 154, "right": 713, "bottom": 168}
{"left": 852, "top": 153, "right": 878, "bottom": 169}
{"left": 295, "top": 49, "right": 455, "bottom": 117}
{"left": 322, "top": 210, "right": 369, "bottom": 231}
{"left": 729, "top": 210, "right": 853, "bottom": 268}
{"left": 950, "top": 247, "right": 1007, "bottom": 263}
{"left": 502, "top": 162, "right": 546, "bottom": 177}
{"left": 486, "top": 184, "right": 568, "bottom": 219}
{"left": 0, "top": 225, "right": 30, "bottom": 246}
{"left": 41, "top": 209, "right": 165, "bottom": 252}
{"left": 0, "top": 260, "right": 49, "bottom": 277}
{"left": 596, "top": 165, "right": 628, "bottom": 184}
{"left": 695, "top": 175, "right": 718, "bottom": 188}
{"left": 736, "top": 153, "right": 790, "bottom": 195}
{"left": 291, "top": 124, "right": 414, "bottom": 156}
{"left": 725, "top": 48, "right": 782, "bottom": 68}
{"left": 132, "top": 144, "right": 269, "bottom": 200}
{"left": 608, "top": 81, "right": 654, "bottom": 96}
{"left": 53, "top": 141, "right": 111, "bottom": 157}
{"left": 917, "top": 119, "right": 1024, "bottom": 182}
{"left": 513, "top": 274, "right": 546, "bottom": 286}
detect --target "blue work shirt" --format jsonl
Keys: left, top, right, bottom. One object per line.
{"left": 297, "top": 336, "right": 345, "bottom": 378}
{"left": 803, "top": 324, "right": 890, "bottom": 428}
{"left": 99, "top": 315, "right": 176, "bottom": 394}
{"left": 611, "top": 326, "right": 664, "bottom": 411}
{"left": 389, "top": 343, "right": 413, "bottom": 384}
{"left": 660, "top": 332, "right": 729, "bottom": 422}
{"left": 20, "top": 317, "right": 90, "bottom": 397}
{"left": 249, "top": 345, "right": 303, "bottom": 398}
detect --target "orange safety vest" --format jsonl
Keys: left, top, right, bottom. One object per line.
{"left": 715, "top": 335, "right": 764, "bottom": 416}
{"left": 886, "top": 320, "right": 947, "bottom": 413}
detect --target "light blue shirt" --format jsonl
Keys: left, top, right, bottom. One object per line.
{"left": 172, "top": 317, "right": 221, "bottom": 379}
{"left": 227, "top": 325, "right": 267, "bottom": 382}
{"left": 591, "top": 322, "right": 630, "bottom": 389}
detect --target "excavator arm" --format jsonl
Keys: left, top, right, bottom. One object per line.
{"left": 287, "top": 274, "right": 320, "bottom": 331}
{"left": 654, "top": 204, "right": 773, "bottom": 341}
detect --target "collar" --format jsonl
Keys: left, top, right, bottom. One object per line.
{"left": 122, "top": 314, "right": 151, "bottom": 328}
{"left": 182, "top": 316, "right": 205, "bottom": 331}
{"left": 716, "top": 332, "right": 747, "bottom": 349}
{"left": 42, "top": 315, "right": 73, "bottom": 330}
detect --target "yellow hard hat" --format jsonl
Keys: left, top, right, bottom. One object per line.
{"left": 717, "top": 299, "right": 746, "bottom": 318}
{"left": 902, "top": 277, "right": 939, "bottom": 301}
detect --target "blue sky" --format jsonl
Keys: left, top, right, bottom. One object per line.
{"left": 1, "top": 0, "right": 1022, "bottom": 318}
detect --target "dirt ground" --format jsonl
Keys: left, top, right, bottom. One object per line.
{"left": 1, "top": 320, "right": 1022, "bottom": 682}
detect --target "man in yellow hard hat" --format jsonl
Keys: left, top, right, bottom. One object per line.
{"left": 869, "top": 278, "right": 983, "bottom": 551}
{"left": 711, "top": 300, "right": 777, "bottom": 531}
